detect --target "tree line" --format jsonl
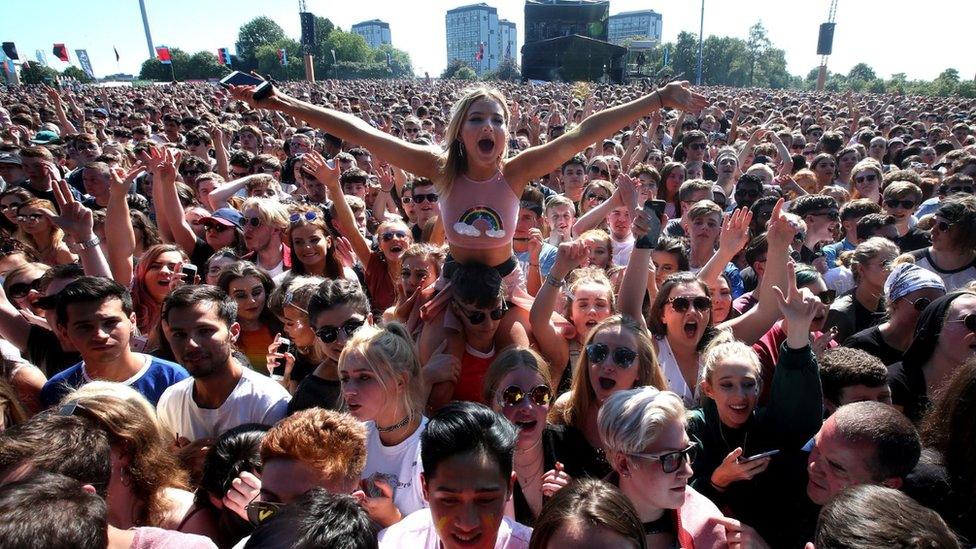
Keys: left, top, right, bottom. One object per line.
{"left": 137, "top": 15, "right": 413, "bottom": 82}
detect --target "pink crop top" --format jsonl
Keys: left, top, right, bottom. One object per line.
{"left": 440, "top": 171, "right": 519, "bottom": 249}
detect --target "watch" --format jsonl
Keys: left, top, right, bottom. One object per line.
{"left": 78, "top": 236, "right": 101, "bottom": 250}
{"left": 544, "top": 273, "right": 565, "bottom": 289}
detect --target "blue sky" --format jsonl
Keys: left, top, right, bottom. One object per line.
{"left": 3, "top": 0, "right": 972, "bottom": 81}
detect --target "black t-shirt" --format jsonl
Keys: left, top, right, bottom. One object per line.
{"left": 190, "top": 237, "right": 214, "bottom": 273}
{"left": 844, "top": 326, "right": 903, "bottom": 366}
{"left": 824, "top": 293, "right": 885, "bottom": 345}
{"left": 287, "top": 374, "right": 343, "bottom": 415}
{"left": 897, "top": 226, "right": 931, "bottom": 254}
{"left": 887, "top": 361, "right": 929, "bottom": 422}
{"left": 26, "top": 325, "right": 81, "bottom": 377}
{"left": 511, "top": 425, "right": 590, "bottom": 526}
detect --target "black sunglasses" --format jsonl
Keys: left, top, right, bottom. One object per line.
{"left": 242, "top": 217, "right": 262, "bottom": 228}
{"left": 884, "top": 199, "right": 916, "bottom": 209}
{"left": 585, "top": 192, "right": 608, "bottom": 202}
{"left": 907, "top": 296, "right": 932, "bottom": 312}
{"left": 667, "top": 295, "right": 712, "bottom": 313}
{"left": 455, "top": 300, "right": 506, "bottom": 324}
{"left": 381, "top": 230, "right": 408, "bottom": 241}
{"left": 586, "top": 342, "right": 638, "bottom": 369}
{"left": 948, "top": 313, "right": 976, "bottom": 332}
{"left": 818, "top": 290, "right": 837, "bottom": 306}
{"left": 854, "top": 174, "right": 878, "bottom": 184}
{"left": 203, "top": 223, "right": 230, "bottom": 233}
{"left": 246, "top": 496, "right": 284, "bottom": 526}
{"left": 412, "top": 193, "right": 438, "bottom": 204}
{"left": 630, "top": 442, "right": 698, "bottom": 474}
{"left": 316, "top": 318, "right": 366, "bottom": 344}
{"left": 6, "top": 278, "right": 40, "bottom": 300}
{"left": 500, "top": 384, "right": 552, "bottom": 408}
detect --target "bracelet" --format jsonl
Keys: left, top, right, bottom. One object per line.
{"left": 544, "top": 273, "right": 565, "bottom": 289}
{"left": 78, "top": 236, "right": 101, "bottom": 250}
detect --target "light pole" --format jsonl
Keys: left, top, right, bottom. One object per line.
{"left": 138, "top": 0, "right": 155, "bottom": 59}
{"left": 696, "top": 0, "right": 704, "bottom": 85}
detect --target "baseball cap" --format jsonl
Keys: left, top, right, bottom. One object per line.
{"left": 0, "top": 152, "right": 22, "bottom": 166}
{"left": 31, "top": 130, "right": 62, "bottom": 145}
{"left": 200, "top": 207, "right": 243, "bottom": 228}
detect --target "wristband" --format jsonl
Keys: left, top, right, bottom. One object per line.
{"left": 544, "top": 273, "right": 565, "bottom": 289}
{"left": 78, "top": 236, "right": 101, "bottom": 250}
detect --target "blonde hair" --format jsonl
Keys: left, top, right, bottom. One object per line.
{"left": 338, "top": 322, "right": 425, "bottom": 416}
{"left": 482, "top": 347, "right": 554, "bottom": 407}
{"left": 438, "top": 86, "right": 510, "bottom": 196}
{"left": 566, "top": 266, "right": 616, "bottom": 315}
{"left": 62, "top": 382, "right": 189, "bottom": 527}
{"left": 552, "top": 315, "right": 666, "bottom": 428}
{"left": 241, "top": 196, "right": 290, "bottom": 230}
{"left": 840, "top": 237, "right": 899, "bottom": 284}
{"left": 700, "top": 339, "right": 762, "bottom": 392}
{"left": 598, "top": 386, "right": 686, "bottom": 455}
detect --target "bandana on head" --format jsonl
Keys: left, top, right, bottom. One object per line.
{"left": 884, "top": 263, "right": 946, "bottom": 303}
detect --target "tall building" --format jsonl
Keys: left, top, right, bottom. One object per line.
{"left": 446, "top": 3, "right": 501, "bottom": 75}
{"left": 499, "top": 19, "right": 517, "bottom": 61}
{"left": 608, "top": 9, "right": 662, "bottom": 45}
{"left": 351, "top": 19, "right": 392, "bottom": 49}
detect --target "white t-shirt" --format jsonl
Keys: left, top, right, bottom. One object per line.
{"left": 914, "top": 249, "right": 976, "bottom": 293}
{"left": 363, "top": 417, "right": 428, "bottom": 518}
{"left": 156, "top": 367, "right": 290, "bottom": 441}
{"left": 379, "top": 508, "right": 531, "bottom": 549}
{"left": 611, "top": 234, "right": 635, "bottom": 266}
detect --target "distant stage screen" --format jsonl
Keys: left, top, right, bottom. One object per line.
{"left": 524, "top": 0, "right": 610, "bottom": 43}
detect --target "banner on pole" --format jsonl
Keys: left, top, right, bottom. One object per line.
{"left": 75, "top": 49, "right": 95, "bottom": 78}
{"left": 217, "top": 48, "right": 232, "bottom": 66}
{"left": 53, "top": 43, "right": 69, "bottom": 62}
{"left": 155, "top": 46, "right": 172, "bottom": 64}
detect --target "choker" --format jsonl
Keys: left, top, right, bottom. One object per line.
{"left": 643, "top": 512, "right": 674, "bottom": 535}
{"left": 376, "top": 415, "right": 411, "bottom": 433}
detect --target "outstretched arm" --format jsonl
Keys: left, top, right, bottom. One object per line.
{"left": 529, "top": 241, "right": 587, "bottom": 382}
{"left": 228, "top": 85, "right": 441, "bottom": 179}
{"left": 505, "top": 82, "right": 708, "bottom": 190}
{"left": 303, "top": 152, "right": 373, "bottom": 266}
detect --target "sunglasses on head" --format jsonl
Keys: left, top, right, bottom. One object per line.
{"left": 316, "top": 318, "right": 366, "bottom": 344}
{"left": 948, "top": 313, "right": 976, "bottom": 332}
{"left": 884, "top": 199, "right": 916, "bottom": 209}
{"left": 629, "top": 442, "right": 698, "bottom": 474}
{"left": 586, "top": 342, "right": 638, "bottom": 368}
{"left": 381, "top": 230, "right": 407, "bottom": 241}
{"left": 854, "top": 174, "right": 878, "bottom": 184}
{"left": 290, "top": 211, "right": 319, "bottom": 223}
{"left": 454, "top": 300, "right": 507, "bottom": 324}
{"left": 667, "top": 295, "right": 712, "bottom": 313}
{"left": 818, "top": 290, "right": 837, "bottom": 306}
{"left": 246, "top": 496, "right": 284, "bottom": 526}
{"left": 412, "top": 193, "right": 438, "bottom": 204}
{"left": 500, "top": 384, "right": 552, "bottom": 408}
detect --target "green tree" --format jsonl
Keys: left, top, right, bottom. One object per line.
{"left": 326, "top": 30, "right": 370, "bottom": 66}
{"left": 746, "top": 22, "right": 771, "bottom": 86}
{"left": 455, "top": 66, "right": 477, "bottom": 80}
{"left": 255, "top": 39, "right": 305, "bottom": 81}
{"left": 372, "top": 44, "right": 414, "bottom": 78}
{"left": 185, "top": 51, "right": 228, "bottom": 80}
{"left": 236, "top": 17, "right": 286, "bottom": 72}
{"left": 847, "top": 63, "right": 877, "bottom": 82}
{"left": 19, "top": 63, "right": 59, "bottom": 85}
{"left": 670, "top": 31, "right": 698, "bottom": 79}
{"left": 138, "top": 48, "right": 191, "bottom": 81}
{"left": 484, "top": 57, "right": 520, "bottom": 81}
{"left": 61, "top": 66, "right": 94, "bottom": 84}
{"left": 310, "top": 15, "right": 337, "bottom": 77}
{"left": 441, "top": 58, "right": 472, "bottom": 79}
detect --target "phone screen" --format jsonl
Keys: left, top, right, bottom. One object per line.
{"left": 218, "top": 71, "right": 265, "bottom": 88}
{"left": 635, "top": 200, "right": 665, "bottom": 248}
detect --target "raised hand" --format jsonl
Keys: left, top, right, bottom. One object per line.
{"left": 333, "top": 236, "right": 355, "bottom": 270}
{"left": 223, "top": 471, "right": 261, "bottom": 522}
{"left": 110, "top": 164, "right": 144, "bottom": 199}
{"left": 764, "top": 198, "right": 795, "bottom": 248}
{"left": 773, "top": 262, "right": 823, "bottom": 348}
{"left": 614, "top": 173, "right": 639, "bottom": 211}
{"left": 552, "top": 239, "right": 588, "bottom": 280}
{"left": 48, "top": 179, "right": 94, "bottom": 243}
{"left": 658, "top": 81, "right": 709, "bottom": 112}
{"left": 718, "top": 207, "right": 754, "bottom": 256}
{"left": 425, "top": 340, "right": 461, "bottom": 384}
{"left": 301, "top": 151, "right": 341, "bottom": 188}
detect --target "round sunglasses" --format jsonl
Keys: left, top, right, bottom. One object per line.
{"left": 454, "top": 300, "right": 506, "bottom": 325}
{"left": 500, "top": 384, "right": 552, "bottom": 408}
{"left": 586, "top": 342, "right": 638, "bottom": 369}
{"left": 316, "top": 318, "right": 366, "bottom": 344}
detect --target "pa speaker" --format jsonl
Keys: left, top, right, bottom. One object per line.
{"left": 816, "top": 23, "right": 835, "bottom": 56}
{"left": 300, "top": 12, "right": 315, "bottom": 47}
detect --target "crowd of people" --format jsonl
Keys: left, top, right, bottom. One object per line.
{"left": 0, "top": 74, "right": 973, "bottom": 548}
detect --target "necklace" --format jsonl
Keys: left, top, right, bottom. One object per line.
{"left": 376, "top": 414, "right": 411, "bottom": 433}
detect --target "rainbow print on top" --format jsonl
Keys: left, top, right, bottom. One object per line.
{"left": 453, "top": 206, "right": 507, "bottom": 239}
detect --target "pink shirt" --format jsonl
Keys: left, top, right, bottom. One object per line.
{"left": 440, "top": 171, "right": 519, "bottom": 249}
{"left": 379, "top": 508, "right": 532, "bottom": 549}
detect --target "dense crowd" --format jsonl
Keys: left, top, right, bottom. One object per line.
{"left": 0, "top": 75, "right": 973, "bottom": 548}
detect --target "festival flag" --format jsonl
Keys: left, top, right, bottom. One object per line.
{"left": 277, "top": 48, "right": 288, "bottom": 66}
{"left": 217, "top": 47, "right": 232, "bottom": 66}
{"left": 2, "top": 42, "right": 18, "bottom": 60}
{"left": 114, "top": 46, "right": 120, "bottom": 62}
{"left": 474, "top": 42, "right": 485, "bottom": 62}
{"left": 155, "top": 46, "right": 172, "bottom": 64}
{"left": 75, "top": 49, "right": 95, "bottom": 78}
{"left": 35, "top": 49, "right": 48, "bottom": 66}
{"left": 53, "top": 43, "right": 69, "bottom": 62}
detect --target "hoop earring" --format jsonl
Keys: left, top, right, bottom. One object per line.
{"left": 458, "top": 142, "right": 465, "bottom": 158}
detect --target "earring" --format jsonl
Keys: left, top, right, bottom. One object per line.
{"left": 458, "top": 142, "right": 465, "bottom": 158}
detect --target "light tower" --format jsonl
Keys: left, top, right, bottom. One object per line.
{"left": 815, "top": 0, "right": 838, "bottom": 92}
{"left": 299, "top": 0, "right": 315, "bottom": 81}
{"left": 138, "top": 0, "right": 156, "bottom": 59}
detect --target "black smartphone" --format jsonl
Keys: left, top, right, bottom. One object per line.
{"left": 739, "top": 449, "right": 780, "bottom": 463}
{"left": 218, "top": 71, "right": 265, "bottom": 89}
{"left": 180, "top": 264, "right": 198, "bottom": 283}
{"left": 635, "top": 199, "right": 666, "bottom": 248}
{"left": 271, "top": 337, "right": 291, "bottom": 380}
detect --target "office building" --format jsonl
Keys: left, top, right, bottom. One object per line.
{"left": 608, "top": 9, "right": 662, "bottom": 45}
{"left": 351, "top": 19, "right": 392, "bottom": 49}
{"left": 500, "top": 19, "right": 517, "bottom": 60}
{"left": 446, "top": 3, "right": 502, "bottom": 75}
